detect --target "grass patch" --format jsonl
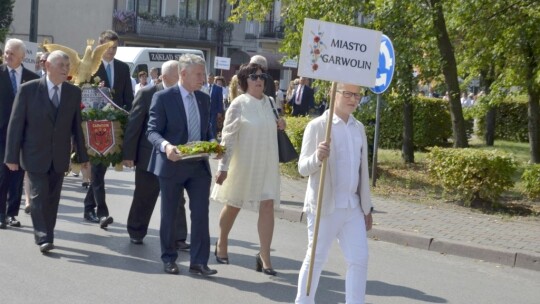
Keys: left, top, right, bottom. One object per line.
{"left": 281, "top": 139, "right": 540, "bottom": 217}
{"left": 372, "top": 140, "right": 539, "bottom": 217}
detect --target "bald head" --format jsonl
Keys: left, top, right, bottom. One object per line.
{"left": 161, "top": 60, "right": 179, "bottom": 87}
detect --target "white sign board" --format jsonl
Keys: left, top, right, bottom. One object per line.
{"left": 283, "top": 58, "right": 298, "bottom": 68}
{"left": 298, "top": 19, "right": 382, "bottom": 87}
{"left": 6, "top": 39, "right": 41, "bottom": 73}
{"left": 214, "top": 56, "right": 231, "bottom": 70}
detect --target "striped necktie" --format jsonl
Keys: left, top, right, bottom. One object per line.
{"left": 10, "top": 69, "right": 17, "bottom": 94}
{"left": 187, "top": 93, "right": 200, "bottom": 142}
{"left": 52, "top": 85, "right": 60, "bottom": 107}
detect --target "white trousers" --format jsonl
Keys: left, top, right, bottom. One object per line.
{"left": 295, "top": 207, "right": 368, "bottom": 304}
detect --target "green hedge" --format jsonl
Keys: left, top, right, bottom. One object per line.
{"left": 475, "top": 99, "right": 528, "bottom": 142}
{"left": 354, "top": 95, "right": 452, "bottom": 150}
{"left": 427, "top": 147, "right": 517, "bottom": 205}
{"left": 281, "top": 116, "right": 312, "bottom": 174}
{"left": 521, "top": 164, "right": 540, "bottom": 199}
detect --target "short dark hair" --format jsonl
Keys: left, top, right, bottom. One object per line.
{"left": 99, "top": 30, "right": 119, "bottom": 44}
{"left": 237, "top": 63, "right": 265, "bottom": 92}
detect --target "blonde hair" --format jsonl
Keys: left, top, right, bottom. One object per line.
{"left": 228, "top": 75, "right": 241, "bottom": 102}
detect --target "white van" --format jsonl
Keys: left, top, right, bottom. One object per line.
{"left": 115, "top": 47, "right": 207, "bottom": 78}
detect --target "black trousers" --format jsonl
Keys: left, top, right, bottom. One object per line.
{"left": 0, "top": 164, "right": 24, "bottom": 220}
{"left": 127, "top": 167, "right": 187, "bottom": 241}
{"left": 27, "top": 170, "right": 64, "bottom": 244}
{"left": 83, "top": 163, "right": 109, "bottom": 217}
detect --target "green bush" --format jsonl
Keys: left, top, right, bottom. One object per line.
{"left": 427, "top": 147, "right": 517, "bottom": 205}
{"left": 475, "top": 99, "right": 528, "bottom": 142}
{"left": 354, "top": 95, "right": 452, "bottom": 150}
{"left": 281, "top": 116, "right": 312, "bottom": 176}
{"left": 521, "top": 164, "right": 540, "bottom": 199}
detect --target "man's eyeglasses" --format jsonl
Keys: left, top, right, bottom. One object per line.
{"left": 248, "top": 73, "right": 268, "bottom": 81}
{"left": 337, "top": 90, "right": 362, "bottom": 100}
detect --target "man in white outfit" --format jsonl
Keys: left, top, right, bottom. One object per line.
{"left": 295, "top": 82, "right": 373, "bottom": 304}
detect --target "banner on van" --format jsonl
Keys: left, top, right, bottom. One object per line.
{"left": 148, "top": 52, "right": 183, "bottom": 62}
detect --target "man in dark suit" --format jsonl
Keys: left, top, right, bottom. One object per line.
{"left": 289, "top": 76, "right": 315, "bottom": 116}
{"left": 147, "top": 54, "right": 216, "bottom": 276}
{"left": 0, "top": 39, "right": 39, "bottom": 229}
{"left": 205, "top": 74, "right": 224, "bottom": 138}
{"left": 5, "top": 50, "right": 89, "bottom": 253}
{"left": 84, "top": 29, "right": 134, "bottom": 228}
{"left": 122, "top": 60, "right": 189, "bottom": 250}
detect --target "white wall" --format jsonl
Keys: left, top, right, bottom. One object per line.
{"left": 9, "top": 0, "right": 114, "bottom": 50}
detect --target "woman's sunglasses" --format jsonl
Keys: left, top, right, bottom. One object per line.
{"left": 248, "top": 73, "right": 268, "bottom": 81}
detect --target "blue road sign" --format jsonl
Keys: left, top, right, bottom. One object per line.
{"left": 370, "top": 35, "right": 395, "bottom": 94}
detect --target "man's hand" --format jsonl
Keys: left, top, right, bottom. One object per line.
{"left": 364, "top": 212, "right": 373, "bottom": 231}
{"left": 316, "top": 141, "right": 330, "bottom": 162}
{"left": 165, "top": 144, "right": 182, "bottom": 162}
{"left": 215, "top": 170, "right": 227, "bottom": 185}
{"left": 123, "top": 160, "right": 134, "bottom": 168}
{"left": 6, "top": 163, "right": 19, "bottom": 171}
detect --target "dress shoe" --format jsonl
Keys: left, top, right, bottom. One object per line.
{"left": 175, "top": 240, "right": 191, "bottom": 251}
{"left": 24, "top": 205, "right": 31, "bottom": 214}
{"left": 130, "top": 238, "right": 143, "bottom": 245}
{"left": 214, "top": 241, "right": 229, "bottom": 264}
{"left": 99, "top": 216, "right": 114, "bottom": 229}
{"left": 6, "top": 216, "right": 21, "bottom": 227}
{"left": 82, "top": 182, "right": 89, "bottom": 188}
{"left": 39, "top": 243, "right": 55, "bottom": 253}
{"left": 0, "top": 219, "right": 6, "bottom": 229}
{"left": 84, "top": 211, "right": 99, "bottom": 223}
{"left": 255, "top": 253, "right": 277, "bottom": 276}
{"left": 164, "top": 262, "right": 179, "bottom": 274}
{"left": 189, "top": 264, "right": 217, "bottom": 276}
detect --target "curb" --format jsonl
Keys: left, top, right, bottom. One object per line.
{"left": 277, "top": 206, "right": 540, "bottom": 272}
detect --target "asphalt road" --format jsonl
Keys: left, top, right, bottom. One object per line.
{"left": 1, "top": 169, "right": 539, "bottom": 304}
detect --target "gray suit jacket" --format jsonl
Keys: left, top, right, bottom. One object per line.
{"left": 5, "top": 78, "right": 88, "bottom": 173}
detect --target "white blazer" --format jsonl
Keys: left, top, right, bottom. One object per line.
{"left": 298, "top": 111, "right": 373, "bottom": 216}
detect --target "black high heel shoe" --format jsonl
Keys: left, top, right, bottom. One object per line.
{"left": 255, "top": 253, "right": 277, "bottom": 276}
{"left": 214, "top": 241, "right": 229, "bottom": 264}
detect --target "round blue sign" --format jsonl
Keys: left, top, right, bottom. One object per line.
{"left": 370, "top": 35, "right": 395, "bottom": 94}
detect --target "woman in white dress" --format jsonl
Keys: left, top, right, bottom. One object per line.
{"left": 211, "top": 62, "right": 286, "bottom": 275}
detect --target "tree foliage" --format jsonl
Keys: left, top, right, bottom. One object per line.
{"left": 0, "top": 0, "right": 15, "bottom": 44}
{"left": 229, "top": 0, "right": 540, "bottom": 161}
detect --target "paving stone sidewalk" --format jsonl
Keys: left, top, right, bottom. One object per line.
{"left": 276, "top": 174, "right": 540, "bottom": 272}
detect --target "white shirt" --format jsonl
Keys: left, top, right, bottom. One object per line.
{"left": 331, "top": 114, "right": 361, "bottom": 209}
{"left": 45, "top": 77, "right": 62, "bottom": 101}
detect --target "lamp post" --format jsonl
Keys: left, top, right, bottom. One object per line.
{"left": 29, "top": 0, "right": 39, "bottom": 42}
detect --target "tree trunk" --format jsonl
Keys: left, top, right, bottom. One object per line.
{"left": 402, "top": 99, "right": 414, "bottom": 163}
{"left": 481, "top": 65, "right": 496, "bottom": 146}
{"left": 525, "top": 43, "right": 540, "bottom": 163}
{"left": 485, "top": 108, "right": 496, "bottom": 146}
{"left": 401, "top": 64, "right": 415, "bottom": 163}
{"left": 429, "top": 0, "right": 468, "bottom": 147}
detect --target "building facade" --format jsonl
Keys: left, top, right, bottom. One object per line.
{"left": 7, "top": 0, "right": 293, "bottom": 88}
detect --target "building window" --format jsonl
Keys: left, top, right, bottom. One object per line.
{"left": 178, "top": 0, "right": 208, "bottom": 20}
{"left": 127, "top": 0, "right": 162, "bottom": 15}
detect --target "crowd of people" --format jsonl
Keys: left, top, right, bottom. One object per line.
{"left": 1, "top": 29, "right": 374, "bottom": 303}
